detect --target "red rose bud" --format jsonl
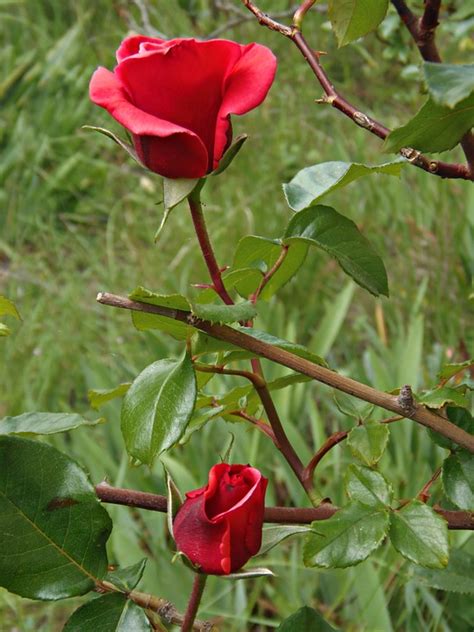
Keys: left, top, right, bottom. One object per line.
{"left": 89, "top": 36, "right": 277, "bottom": 179}
{"left": 173, "top": 463, "right": 268, "bottom": 575}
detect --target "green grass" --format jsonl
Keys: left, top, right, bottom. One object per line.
{"left": 1, "top": 1, "right": 473, "bottom": 630}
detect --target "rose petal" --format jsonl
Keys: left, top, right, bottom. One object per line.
{"left": 116, "top": 39, "right": 243, "bottom": 171}
{"left": 173, "top": 494, "right": 230, "bottom": 575}
{"left": 213, "top": 43, "right": 277, "bottom": 170}
{"left": 116, "top": 35, "right": 166, "bottom": 62}
{"left": 89, "top": 67, "right": 209, "bottom": 178}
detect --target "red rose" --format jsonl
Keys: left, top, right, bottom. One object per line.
{"left": 173, "top": 463, "right": 268, "bottom": 575}
{"left": 89, "top": 36, "right": 277, "bottom": 179}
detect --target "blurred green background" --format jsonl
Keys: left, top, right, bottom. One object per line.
{"left": 1, "top": 0, "right": 473, "bottom": 630}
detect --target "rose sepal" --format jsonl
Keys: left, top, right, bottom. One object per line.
{"left": 82, "top": 125, "right": 140, "bottom": 164}
{"left": 163, "top": 464, "right": 184, "bottom": 540}
{"left": 162, "top": 177, "right": 205, "bottom": 211}
{"left": 221, "top": 567, "right": 275, "bottom": 580}
{"left": 211, "top": 134, "right": 248, "bottom": 176}
{"left": 171, "top": 550, "right": 202, "bottom": 573}
{"left": 154, "top": 178, "right": 206, "bottom": 242}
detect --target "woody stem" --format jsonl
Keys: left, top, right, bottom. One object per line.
{"left": 181, "top": 574, "right": 208, "bottom": 632}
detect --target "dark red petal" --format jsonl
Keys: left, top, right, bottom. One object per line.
{"left": 89, "top": 67, "right": 208, "bottom": 177}
{"left": 173, "top": 495, "right": 231, "bottom": 575}
{"left": 116, "top": 39, "right": 243, "bottom": 171}
{"left": 213, "top": 43, "right": 277, "bottom": 169}
{"left": 133, "top": 134, "right": 208, "bottom": 179}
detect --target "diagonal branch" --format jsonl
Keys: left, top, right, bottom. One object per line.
{"left": 96, "top": 292, "right": 474, "bottom": 454}
{"left": 240, "top": 0, "right": 473, "bottom": 180}
{"left": 95, "top": 482, "right": 474, "bottom": 530}
{"left": 390, "top": 0, "right": 474, "bottom": 172}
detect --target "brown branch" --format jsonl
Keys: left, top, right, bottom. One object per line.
{"left": 242, "top": 0, "right": 293, "bottom": 35}
{"left": 95, "top": 482, "right": 474, "bottom": 530}
{"left": 98, "top": 579, "right": 215, "bottom": 631}
{"left": 241, "top": 0, "right": 473, "bottom": 180}
{"left": 253, "top": 379, "right": 310, "bottom": 496}
{"left": 194, "top": 363, "right": 265, "bottom": 388}
{"left": 390, "top": 0, "right": 474, "bottom": 173}
{"left": 96, "top": 292, "right": 474, "bottom": 454}
{"left": 208, "top": 3, "right": 320, "bottom": 39}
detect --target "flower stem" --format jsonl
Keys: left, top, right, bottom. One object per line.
{"left": 181, "top": 574, "right": 208, "bottom": 632}
{"left": 188, "top": 192, "right": 234, "bottom": 305}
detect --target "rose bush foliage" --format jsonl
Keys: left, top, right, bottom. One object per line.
{"left": 173, "top": 463, "right": 268, "bottom": 575}
{"left": 89, "top": 36, "right": 277, "bottom": 178}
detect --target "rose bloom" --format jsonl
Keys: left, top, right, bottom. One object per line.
{"left": 89, "top": 36, "right": 277, "bottom": 179}
{"left": 173, "top": 463, "right": 268, "bottom": 575}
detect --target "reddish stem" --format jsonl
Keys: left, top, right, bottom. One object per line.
{"left": 293, "top": 0, "right": 316, "bottom": 30}
{"left": 302, "top": 416, "right": 403, "bottom": 485}
{"left": 250, "top": 245, "right": 289, "bottom": 304}
{"left": 417, "top": 466, "right": 442, "bottom": 503}
{"left": 227, "top": 409, "right": 277, "bottom": 443}
{"left": 181, "top": 574, "right": 208, "bottom": 632}
{"left": 188, "top": 193, "right": 234, "bottom": 305}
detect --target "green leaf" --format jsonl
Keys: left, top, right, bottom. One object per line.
{"left": 0, "top": 295, "right": 21, "bottom": 320}
{"left": 258, "top": 525, "right": 312, "bottom": 556}
{"left": 345, "top": 464, "right": 393, "bottom": 508}
{"left": 222, "top": 567, "right": 274, "bottom": 580}
{"left": 383, "top": 94, "right": 474, "bottom": 154}
{"left": 129, "top": 287, "right": 193, "bottom": 340}
{"left": 442, "top": 451, "right": 474, "bottom": 510}
{"left": 82, "top": 126, "right": 140, "bottom": 164}
{"left": 225, "top": 327, "right": 328, "bottom": 366}
{"left": 419, "top": 386, "right": 469, "bottom": 409}
{"left": 232, "top": 236, "right": 308, "bottom": 300}
{"left": 63, "top": 593, "right": 151, "bottom": 631}
{"left": 437, "top": 359, "right": 473, "bottom": 381}
{"left": 414, "top": 548, "right": 474, "bottom": 594}
{"left": 267, "top": 373, "right": 312, "bottom": 391}
{"left": 0, "top": 412, "right": 104, "bottom": 436}
{"left": 212, "top": 134, "right": 248, "bottom": 175}
{"left": 105, "top": 559, "right": 147, "bottom": 592}
{"left": 428, "top": 406, "right": 474, "bottom": 450}
{"left": 0, "top": 436, "right": 112, "bottom": 599}
{"left": 283, "top": 160, "right": 404, "bottom": 212}
{"left": 333, "top": 392, "right": 374, "bottom": 421}
{"left": 277, "top": 606, "right": 338, "bottom": 631}
{"left": 0, "top": 323, "right": 11, "bottom": 337}
{"left": 303, "top": 502, "right": 389, "bottom": 568}
{"left": 179, "top": 405, "right": 226, "bottom": 445}
{"left": 162, "top": 177, "right": 202, "bottom": 211}
{"left": 88, "top": 384, "right": 131, "bottom": 410}
{"left": 424, "top": 63, "right": 474, "bottom": 108}
{"left": 328, "top": 0, "right": 389, "bottom": 46}
{"left": 389, "top": 501, "right": 449, "bottom": 568}
{"left": 284, "top": 205, "right": 388, "bottom": 297}
{"left": 347, "top": 422, "right": 390, "bottom": 466}
{"left": 191, "top": 300, "right": 257, "bottom": 324}
{"left": 121, "top": 353, "right": 197, "bottom": 465}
